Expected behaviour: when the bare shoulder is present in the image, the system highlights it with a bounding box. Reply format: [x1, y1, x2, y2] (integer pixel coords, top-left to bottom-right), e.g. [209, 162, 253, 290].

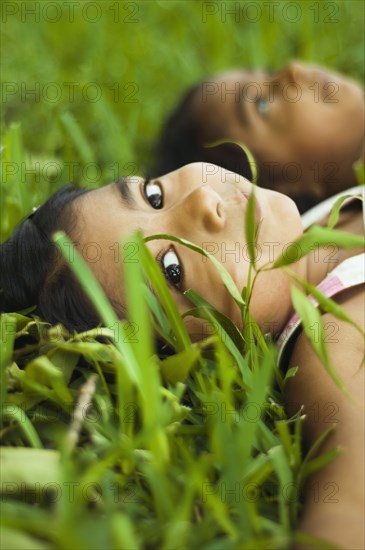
[287, 283, 364, 421]
[286, 284, 365, 549]
[287, 285, 365, 431]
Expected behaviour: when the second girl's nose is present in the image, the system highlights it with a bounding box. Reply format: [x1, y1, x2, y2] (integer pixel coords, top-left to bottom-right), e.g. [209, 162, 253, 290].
[174, 185, 226, 234]
[282, 61, 303, 82]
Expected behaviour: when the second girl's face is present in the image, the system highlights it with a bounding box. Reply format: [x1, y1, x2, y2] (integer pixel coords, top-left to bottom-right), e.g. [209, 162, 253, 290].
[77, 163, 304, 339]
[194, 62, 364, 199]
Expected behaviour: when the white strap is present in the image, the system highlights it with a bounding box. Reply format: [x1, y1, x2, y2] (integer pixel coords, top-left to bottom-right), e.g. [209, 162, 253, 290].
[301, 185, 365, 231]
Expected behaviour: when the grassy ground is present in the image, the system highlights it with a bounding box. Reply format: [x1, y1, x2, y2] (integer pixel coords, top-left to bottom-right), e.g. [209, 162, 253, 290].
[1, 1, 364, 549]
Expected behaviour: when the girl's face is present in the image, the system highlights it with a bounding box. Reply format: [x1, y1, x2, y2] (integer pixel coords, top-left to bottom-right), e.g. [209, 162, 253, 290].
[78, 163, 304, 339]
[194, 62, 364, 200]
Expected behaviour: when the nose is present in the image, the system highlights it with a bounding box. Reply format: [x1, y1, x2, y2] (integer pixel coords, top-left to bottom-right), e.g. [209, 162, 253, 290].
[275, 61, 303, 83]
[279, 61, 303, 82]
[174, 185, 226, 234]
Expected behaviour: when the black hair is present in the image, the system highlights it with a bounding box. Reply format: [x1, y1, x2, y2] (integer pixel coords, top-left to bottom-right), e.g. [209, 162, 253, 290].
[0, 185, 106, 333]
[149, 82, 253, 181]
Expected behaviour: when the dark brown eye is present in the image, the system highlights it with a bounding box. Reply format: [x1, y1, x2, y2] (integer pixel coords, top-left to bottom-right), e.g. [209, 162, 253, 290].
[162, 248, 181, 290]
[144, 180, 163, 209]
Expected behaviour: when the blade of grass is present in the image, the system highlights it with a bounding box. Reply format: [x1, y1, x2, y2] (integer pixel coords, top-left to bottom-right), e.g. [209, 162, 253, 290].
[0, 314, 16, 423]
[285, 268, 364, 338]
[204, 139, 258, 183]
[53, 231, 140, 385]
[138, 235, 191, 351]
[2, 405, 43, 448]
[59, 111, 95, 166]
[123, 234, 170, 463]
[272, 225, 365, 269]
[291, 286, 350, 398]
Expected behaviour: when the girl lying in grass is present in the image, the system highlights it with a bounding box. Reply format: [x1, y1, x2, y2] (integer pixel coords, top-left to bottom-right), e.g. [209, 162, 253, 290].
[151, 62, 364, 213]
[1, 162, 364, 549]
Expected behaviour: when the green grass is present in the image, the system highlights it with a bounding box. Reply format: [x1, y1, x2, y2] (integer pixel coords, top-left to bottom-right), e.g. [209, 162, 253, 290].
[1, 1, 364, 549]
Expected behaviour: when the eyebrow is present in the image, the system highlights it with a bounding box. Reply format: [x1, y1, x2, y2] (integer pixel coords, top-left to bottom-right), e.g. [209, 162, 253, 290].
[116, 176, 138, 209]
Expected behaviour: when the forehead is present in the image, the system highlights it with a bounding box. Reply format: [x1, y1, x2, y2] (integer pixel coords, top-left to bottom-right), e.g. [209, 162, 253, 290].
[197, 70, 246, 103]
[198, 68, 274, 104]
[195, 69, 268, 116]
[192, 71, 248, 136]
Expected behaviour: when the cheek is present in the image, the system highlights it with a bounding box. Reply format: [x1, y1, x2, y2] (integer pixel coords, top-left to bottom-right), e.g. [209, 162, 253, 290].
[193, 275, 244, 328]
[292, 94, 362, 149]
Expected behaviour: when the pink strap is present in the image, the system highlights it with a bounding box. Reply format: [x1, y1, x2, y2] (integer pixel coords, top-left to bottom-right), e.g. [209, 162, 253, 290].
[277, 253, 365, 367]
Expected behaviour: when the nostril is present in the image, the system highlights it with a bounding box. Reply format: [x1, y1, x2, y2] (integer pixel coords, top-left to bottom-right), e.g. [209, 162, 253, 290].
[216, 202, 223, 218]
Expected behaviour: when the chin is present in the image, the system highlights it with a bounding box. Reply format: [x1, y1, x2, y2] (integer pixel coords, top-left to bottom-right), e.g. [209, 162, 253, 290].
[262, 187, 302, 229]
[252, 188, 303, 275]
